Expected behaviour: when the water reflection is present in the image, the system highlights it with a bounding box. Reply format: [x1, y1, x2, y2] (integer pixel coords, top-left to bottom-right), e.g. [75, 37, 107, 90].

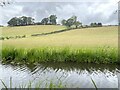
[0, 62, 119, 88]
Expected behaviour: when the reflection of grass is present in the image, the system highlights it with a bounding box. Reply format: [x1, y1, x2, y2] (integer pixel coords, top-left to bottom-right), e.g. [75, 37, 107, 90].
[2, 47, 118, 64]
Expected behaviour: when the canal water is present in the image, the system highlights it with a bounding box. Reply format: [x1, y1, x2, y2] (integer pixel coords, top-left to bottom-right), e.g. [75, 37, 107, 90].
[0, 62, 119, 88]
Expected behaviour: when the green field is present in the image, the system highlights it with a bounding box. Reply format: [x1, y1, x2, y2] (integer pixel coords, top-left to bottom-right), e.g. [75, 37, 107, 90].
[1, 25, 118, 48]
[0, 25, 66, 37]
[0, 25, 119, 64]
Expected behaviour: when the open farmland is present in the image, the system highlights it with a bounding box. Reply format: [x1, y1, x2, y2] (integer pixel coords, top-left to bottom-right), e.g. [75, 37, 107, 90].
[0, 25, 66, 37]
[1, 26, 118, 48]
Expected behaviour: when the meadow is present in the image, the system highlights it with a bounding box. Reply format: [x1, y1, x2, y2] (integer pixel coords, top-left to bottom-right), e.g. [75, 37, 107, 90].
[1, 25, 118, 48]
[0, 25, 66, 37]
[0, 25, 119, 64]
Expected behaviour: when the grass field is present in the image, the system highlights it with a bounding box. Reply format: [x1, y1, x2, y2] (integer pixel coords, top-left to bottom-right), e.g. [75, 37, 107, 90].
[0, 25, 66, 37]
[1, 25, 118, 48]
[1, 25, 119, 64]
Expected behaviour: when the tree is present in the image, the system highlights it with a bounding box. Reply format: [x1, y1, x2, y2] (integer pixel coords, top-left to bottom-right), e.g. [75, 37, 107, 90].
[20, 16, 28, 26]
[66, 18, 74, 27]
[7, 17, 18, 26]
[62, 15, 82, 28]
[94, 23, 97, 27]
[61, 19, 67, 26]
[7, 16, 35, 26]
[90, 23, 94, 27]
[17, 17, 22, 26]
[49, 15, 57, 25]
[74, 21, 82, 28]
[41, 18, 49, 25]
[90, 22, 102, 27]
[71, 16, 77, 24]
[27, 17, 34, 25]
[65, 16, 77, 27]
[90, 22, 97, 27]
[98, 23, 102, 27]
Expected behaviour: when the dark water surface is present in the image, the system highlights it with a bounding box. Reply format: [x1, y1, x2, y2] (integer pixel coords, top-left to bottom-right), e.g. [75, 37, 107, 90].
[0, 62, 119, 88]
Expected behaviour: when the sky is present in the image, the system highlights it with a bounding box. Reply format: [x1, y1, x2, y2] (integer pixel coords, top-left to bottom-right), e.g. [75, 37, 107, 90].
[0, 0, 119, 26]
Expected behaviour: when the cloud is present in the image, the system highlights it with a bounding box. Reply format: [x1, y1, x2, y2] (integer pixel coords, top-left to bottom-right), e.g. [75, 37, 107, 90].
[0, 0, 118, 25]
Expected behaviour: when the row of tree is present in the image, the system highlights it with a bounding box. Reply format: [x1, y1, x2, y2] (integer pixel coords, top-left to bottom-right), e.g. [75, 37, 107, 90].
[8, 15, 83, 29]
[7, 15, 102, 28]
[8, 15, 57, 26]
[8, 16, 35, 26]
[37, 15, 57, 25]
[90, 23, 102, 27]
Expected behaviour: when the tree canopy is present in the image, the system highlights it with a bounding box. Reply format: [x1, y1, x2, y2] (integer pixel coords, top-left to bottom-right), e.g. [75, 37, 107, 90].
[7, 15, 102, 28]
[90, 22, 102, 27]
[8, 16, 34, 26]
[61, 16, 82, 28]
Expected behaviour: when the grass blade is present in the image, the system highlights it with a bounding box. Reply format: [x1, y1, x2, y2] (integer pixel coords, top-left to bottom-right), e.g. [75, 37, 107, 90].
[10, 77, 12, 88]
[91, 78, 98, 90]
[0, 79, 8, 90]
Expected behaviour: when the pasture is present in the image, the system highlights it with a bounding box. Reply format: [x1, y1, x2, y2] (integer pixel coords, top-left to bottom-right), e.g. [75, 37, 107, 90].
[1, 25, 118, 48]
[0, 25, 66, 37]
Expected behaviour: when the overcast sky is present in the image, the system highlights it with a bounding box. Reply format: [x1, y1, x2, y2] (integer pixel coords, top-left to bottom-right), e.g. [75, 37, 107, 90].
[0, 0, 119, 25]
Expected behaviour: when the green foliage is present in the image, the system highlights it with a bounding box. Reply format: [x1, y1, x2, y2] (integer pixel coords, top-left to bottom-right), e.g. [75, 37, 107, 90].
[61, 15, 82, 28]
[66, 18, 75, 27]
[0, 35, 26, 40]
[8, 17, 18, 26]
[0, 76, 100, 89]
[90, 22, 102, 27]
[1, 77, 65, 88]
[7, 14, 57, 26]
[7, 16, 34, 26]
[49, 15, 57, 25]
[41, 18, 49, 25]
[61, 19, 67, 26]
[74, 21, 82, 28]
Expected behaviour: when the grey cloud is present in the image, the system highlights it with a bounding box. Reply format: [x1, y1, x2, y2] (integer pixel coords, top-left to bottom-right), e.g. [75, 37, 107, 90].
[0, 1, 118, 25]
[107, 11, 118, 24]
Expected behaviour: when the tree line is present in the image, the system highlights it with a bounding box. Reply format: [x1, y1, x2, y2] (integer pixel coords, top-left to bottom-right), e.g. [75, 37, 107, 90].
[7, 15, 102, 28]
[8, 16, 35, 26]
[7, 15, 57, 26]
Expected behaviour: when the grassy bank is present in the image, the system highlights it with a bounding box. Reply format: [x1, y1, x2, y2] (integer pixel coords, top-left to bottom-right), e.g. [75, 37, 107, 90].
[1, 47, 118, 64]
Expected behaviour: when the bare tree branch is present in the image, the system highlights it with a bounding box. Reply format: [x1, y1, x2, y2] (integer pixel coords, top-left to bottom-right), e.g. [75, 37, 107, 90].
[0, 0, 13, 7]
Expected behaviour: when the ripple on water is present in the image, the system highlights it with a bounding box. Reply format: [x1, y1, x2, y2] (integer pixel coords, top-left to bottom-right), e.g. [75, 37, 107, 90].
[0, 63, 119, 88]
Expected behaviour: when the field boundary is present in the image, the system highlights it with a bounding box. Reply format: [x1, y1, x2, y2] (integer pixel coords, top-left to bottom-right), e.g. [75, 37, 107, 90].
[31, 27, 79, 36]
[31, 26, 111, 37]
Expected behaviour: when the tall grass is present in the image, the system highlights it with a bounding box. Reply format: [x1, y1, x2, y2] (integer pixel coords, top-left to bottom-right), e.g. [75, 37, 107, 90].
[1, 77, 98, 89]
[1, 47, 118, 64]
[1, 77, 65, 89]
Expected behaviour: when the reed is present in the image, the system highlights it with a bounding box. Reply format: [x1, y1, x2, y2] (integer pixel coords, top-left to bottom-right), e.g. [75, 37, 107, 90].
[1, 77, 98, 89]
[1, 77, 65, 89]
[1, 47, 118, 64]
